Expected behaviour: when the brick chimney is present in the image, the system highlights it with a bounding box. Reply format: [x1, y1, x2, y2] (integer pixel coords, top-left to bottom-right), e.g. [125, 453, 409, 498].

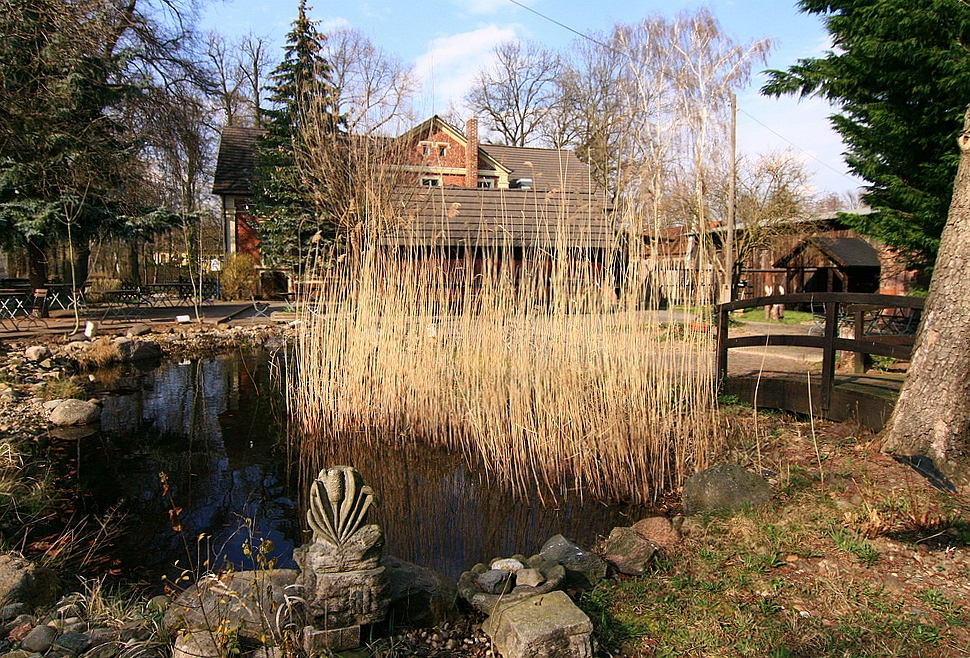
[465, 117, 478, 188]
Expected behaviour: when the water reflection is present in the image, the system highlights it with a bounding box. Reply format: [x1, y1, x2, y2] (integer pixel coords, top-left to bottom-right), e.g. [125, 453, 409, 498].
[73, 351, 297, 585]
[298, 436, 648, 579]
[66, 350, 649, 585]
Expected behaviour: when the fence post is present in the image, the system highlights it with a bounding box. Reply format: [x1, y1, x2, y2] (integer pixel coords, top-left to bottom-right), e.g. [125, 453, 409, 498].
[820, 300, 838, 410]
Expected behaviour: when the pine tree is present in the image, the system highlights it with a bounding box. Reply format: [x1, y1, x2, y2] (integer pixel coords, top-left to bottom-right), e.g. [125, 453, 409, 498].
[250, 0, 342, 271]
[761, 0, 970, 274]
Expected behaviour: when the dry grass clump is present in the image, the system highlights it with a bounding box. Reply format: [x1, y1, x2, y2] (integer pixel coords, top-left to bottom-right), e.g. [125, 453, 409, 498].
[289, 226, 721, 504]
[74, 337, 121, 370]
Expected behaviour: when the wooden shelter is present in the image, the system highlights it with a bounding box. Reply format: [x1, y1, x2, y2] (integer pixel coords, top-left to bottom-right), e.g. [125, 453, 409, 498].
[774, 236, 881, 294]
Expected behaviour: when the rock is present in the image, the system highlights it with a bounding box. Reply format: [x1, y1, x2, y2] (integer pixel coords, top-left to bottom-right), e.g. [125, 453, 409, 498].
[382, 555, 455, 626]
[482, 591, 593, 658]
[6, 622, 32, 642]
[682, 464, 772, 515]
[539, 535, 608, 590]
[478, 569, 514, 595]
[0, 554, 60, 608]
[163, 569, 300, 639]
[631, 516, 682, 553]
[48, 399, 101, 426]
[41, 400, 63, 412]
[24, 347, 51, 363]
[54, 630, 91, 655]
[600, 527, 657, 576]
[303, 625, 361, 653]
[458, 560, 566, 615]
[112, 339, 162, 363]
[0, 604, 28, 622]
[126, 324, 152, 338]
[171, 630, 220, 658]
[19, 624, 56, 653]
[491, 558, 525, 572]
[515, 568, 545, 588]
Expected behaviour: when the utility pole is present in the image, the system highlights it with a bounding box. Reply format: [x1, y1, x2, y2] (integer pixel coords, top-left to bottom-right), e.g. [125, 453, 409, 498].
[722, 92, 737, 304]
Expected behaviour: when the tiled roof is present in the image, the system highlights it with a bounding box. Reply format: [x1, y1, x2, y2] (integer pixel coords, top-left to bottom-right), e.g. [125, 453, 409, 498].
[212, 126, 263, 195]
[775, 236, 882, 269]
[480, 144, 596, 192]
[380, 186, 614, 249]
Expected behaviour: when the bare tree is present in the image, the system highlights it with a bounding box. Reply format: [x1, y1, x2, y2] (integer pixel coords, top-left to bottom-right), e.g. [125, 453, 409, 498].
[324, 28, 418, 135]
[666, 8, 770, 292]
[465, 40, 563, 147]
[206, 32, 272, 128]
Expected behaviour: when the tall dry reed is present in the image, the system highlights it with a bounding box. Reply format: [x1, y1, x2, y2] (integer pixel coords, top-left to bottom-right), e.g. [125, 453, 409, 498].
[288, 212, 720, 505]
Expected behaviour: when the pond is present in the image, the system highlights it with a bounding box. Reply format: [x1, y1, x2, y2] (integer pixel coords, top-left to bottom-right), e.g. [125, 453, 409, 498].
[57, 349, 651, 588]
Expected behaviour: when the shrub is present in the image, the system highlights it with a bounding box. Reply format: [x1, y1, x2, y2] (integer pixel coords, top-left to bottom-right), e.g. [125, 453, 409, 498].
[219, 254, 259, 301]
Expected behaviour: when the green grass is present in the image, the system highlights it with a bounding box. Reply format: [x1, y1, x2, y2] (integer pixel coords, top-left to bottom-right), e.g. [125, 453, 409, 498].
[579, 516, 950, 657]
[734, 307, 816, 325]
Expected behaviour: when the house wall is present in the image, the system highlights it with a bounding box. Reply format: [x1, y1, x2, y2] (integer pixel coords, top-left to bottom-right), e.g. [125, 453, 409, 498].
[402, 121, 496, 188]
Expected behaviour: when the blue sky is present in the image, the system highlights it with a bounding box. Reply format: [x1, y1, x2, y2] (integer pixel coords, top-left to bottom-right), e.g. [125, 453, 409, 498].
[200, 0, 863, 196]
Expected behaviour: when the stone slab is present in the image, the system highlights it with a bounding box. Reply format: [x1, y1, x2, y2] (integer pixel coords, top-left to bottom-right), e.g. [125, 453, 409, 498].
[482, 591, 592, 658]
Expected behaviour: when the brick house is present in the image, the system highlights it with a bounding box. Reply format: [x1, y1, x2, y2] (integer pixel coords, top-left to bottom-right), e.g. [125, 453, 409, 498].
[212, 116, 616, 294]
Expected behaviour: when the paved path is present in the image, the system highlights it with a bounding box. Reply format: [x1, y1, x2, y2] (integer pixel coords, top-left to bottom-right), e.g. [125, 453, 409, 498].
[0, 300, 293, 340]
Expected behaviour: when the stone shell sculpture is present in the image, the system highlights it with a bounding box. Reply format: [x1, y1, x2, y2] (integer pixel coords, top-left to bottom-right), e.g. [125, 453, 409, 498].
[307, 466, 377, 546]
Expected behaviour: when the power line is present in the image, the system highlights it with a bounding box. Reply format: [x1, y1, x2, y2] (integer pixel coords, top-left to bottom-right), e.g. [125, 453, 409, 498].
[738, 107, 860, 185]
[503, 0, 612, 50]
[505, 0, 860, 188]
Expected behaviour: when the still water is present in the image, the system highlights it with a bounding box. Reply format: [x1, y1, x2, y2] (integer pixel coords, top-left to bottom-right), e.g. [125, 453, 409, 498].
[61, 350, 648, 587]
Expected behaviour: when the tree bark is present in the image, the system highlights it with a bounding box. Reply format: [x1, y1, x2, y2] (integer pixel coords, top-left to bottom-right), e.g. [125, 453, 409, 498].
[883, 105, 970, 487]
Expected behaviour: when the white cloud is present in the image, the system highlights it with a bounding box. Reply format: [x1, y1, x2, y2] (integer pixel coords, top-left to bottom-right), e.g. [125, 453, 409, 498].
[413, 25, 518, 115]
[320, 16, 351, 32]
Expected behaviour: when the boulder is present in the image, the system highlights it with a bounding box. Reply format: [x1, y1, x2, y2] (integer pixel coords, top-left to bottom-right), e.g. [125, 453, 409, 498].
[0, 554, 60, 607]
[538, 535, 608, 590]
[24, 346, 52, 363]
[600, 527, 657, 576]
[49, 399, 101, 426]
[382, 555, 455, 626]
[171, 630, 221, 658]
[163, 569, 301, 639]
[112, 338, 163, 363]
[631, 516, 682, 553]
[682, 464, 771, 515]
[482, 591, 592, 658]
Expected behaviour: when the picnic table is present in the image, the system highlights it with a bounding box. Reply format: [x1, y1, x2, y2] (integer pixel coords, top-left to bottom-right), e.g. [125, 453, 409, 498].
[98, 289, 150, 322]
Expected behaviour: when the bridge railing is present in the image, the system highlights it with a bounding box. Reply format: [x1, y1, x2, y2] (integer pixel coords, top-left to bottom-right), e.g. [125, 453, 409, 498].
[715, 292, 925, 410]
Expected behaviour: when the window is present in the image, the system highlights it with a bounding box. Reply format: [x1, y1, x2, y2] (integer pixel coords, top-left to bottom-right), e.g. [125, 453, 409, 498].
[421, 177, 441, 187]
[421, 144, 430, 156]
[438, 145, 448, 157]
[477, 178, 493, 188]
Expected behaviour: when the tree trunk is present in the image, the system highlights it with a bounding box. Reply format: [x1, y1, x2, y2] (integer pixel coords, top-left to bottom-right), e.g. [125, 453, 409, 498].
[26, 239, 47, 291]
[883, 105, 970, 488]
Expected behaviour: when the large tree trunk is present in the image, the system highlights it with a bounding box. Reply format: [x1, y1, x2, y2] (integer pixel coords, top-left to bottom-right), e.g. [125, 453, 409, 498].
[883, 105, 970, 488]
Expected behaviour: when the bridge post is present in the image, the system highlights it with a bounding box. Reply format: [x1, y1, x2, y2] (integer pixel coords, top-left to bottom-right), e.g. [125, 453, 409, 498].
[820, 300, 838, 410]
[716, 303, 729, 389]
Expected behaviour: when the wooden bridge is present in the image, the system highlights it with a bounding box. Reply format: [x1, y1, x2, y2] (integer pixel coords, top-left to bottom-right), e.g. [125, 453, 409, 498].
[715, 293, 925, 431]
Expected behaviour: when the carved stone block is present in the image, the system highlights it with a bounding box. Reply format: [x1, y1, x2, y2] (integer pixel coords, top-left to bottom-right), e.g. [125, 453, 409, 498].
[300, 567, 390, 628]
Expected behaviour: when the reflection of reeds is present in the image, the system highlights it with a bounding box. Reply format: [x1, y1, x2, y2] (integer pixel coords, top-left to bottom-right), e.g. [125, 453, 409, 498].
[294, 430, 651, 579]
[289, 216, 719, 505]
